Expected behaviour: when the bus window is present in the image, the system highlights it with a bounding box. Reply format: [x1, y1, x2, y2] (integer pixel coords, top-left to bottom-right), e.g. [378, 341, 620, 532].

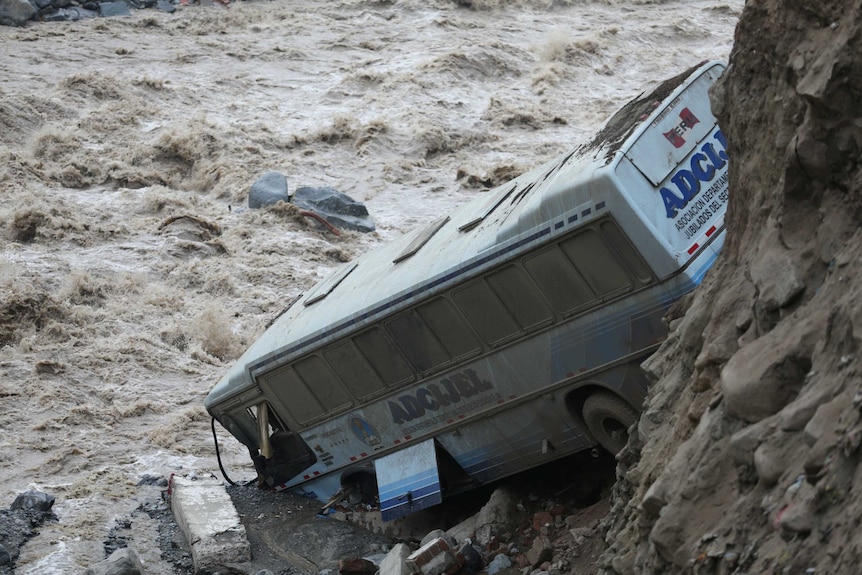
[485, 266, 553, 330]
[523, 245, 598, 314]
[324, 341, 388, 400]
[265, 364, 325, 425]
[293, 355, 352, 413]
[453, 265, 552, 345]
[386, 297, 482, 373]
[415, 298, 480, 360]
[386, 310, 452, 373]
[599, 220, 654, 286]
[353, 327, 415, 387]
[453, 279, 520, 344]
[559, 229, 631, 298]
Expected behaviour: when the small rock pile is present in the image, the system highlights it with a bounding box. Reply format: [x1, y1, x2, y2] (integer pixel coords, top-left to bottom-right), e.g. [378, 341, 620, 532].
[336, 486, 609, 575]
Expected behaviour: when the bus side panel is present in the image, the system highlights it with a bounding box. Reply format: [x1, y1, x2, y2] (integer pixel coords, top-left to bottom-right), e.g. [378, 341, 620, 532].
[434, 419, 531, 485]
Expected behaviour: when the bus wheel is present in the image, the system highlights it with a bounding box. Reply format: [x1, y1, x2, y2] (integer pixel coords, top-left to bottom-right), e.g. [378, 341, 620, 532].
[582, 392, 638, 454]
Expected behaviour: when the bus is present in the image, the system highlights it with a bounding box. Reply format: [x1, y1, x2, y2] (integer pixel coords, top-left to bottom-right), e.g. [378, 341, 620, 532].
[205, 61, 729, 521]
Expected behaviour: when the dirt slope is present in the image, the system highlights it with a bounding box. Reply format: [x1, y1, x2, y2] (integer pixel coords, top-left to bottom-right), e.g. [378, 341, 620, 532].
[598, 1, 862, 573]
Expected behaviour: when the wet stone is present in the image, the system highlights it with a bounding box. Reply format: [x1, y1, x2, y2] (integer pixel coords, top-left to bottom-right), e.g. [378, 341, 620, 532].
[81, 547, 145, 575]
[11, 490, 55, 513]
[0, 0, 36, 26]
[293, 186, 375, 233]
[42, 6, 97, 20]
[248, 171, 289, 209]
[99, 1, 131, 16]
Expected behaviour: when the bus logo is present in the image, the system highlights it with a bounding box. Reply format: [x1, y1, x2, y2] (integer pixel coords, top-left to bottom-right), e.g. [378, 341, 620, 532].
[388, 369, 494, 425]
[349, 417, 382, 448]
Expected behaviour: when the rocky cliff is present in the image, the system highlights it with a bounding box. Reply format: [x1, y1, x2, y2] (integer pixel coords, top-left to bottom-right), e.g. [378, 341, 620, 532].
[599, 1, 862, 573]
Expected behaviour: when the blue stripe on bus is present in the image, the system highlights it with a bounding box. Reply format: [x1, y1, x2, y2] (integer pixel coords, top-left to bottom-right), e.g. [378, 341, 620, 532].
[379, 482, 441, 510]
[381, 487, 442, 521]
[377, 467, 440, 501]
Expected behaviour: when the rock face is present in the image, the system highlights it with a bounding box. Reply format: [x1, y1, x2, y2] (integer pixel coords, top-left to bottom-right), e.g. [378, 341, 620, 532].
[598, 1, 862, 573]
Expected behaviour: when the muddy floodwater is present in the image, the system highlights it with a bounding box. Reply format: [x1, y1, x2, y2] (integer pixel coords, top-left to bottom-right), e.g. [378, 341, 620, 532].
[0, 0, 740, 572]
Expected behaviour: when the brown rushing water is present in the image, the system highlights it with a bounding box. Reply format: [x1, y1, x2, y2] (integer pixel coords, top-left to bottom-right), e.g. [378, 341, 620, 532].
[0, 0, 740, 571]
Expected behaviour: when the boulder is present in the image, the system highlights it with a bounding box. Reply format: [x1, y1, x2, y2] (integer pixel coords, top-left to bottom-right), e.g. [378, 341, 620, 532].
[11, 490, 54, 512]
[293, 186, 375, 232]
[248, 171, 289, 209]
[42, 6, 97, 20]
[82, 548, 144, 575]
[720, 324, 813, 423]
[98, 1, 131, 16]
[473, 487, 518, 547]
[0, 0, 36, 26]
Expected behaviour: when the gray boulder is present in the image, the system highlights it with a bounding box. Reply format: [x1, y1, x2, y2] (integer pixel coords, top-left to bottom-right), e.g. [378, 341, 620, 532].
[98, 1, 131, 16]
[293, 186, 375, 233]
[43, 6, 97, 20]
[82, 548, 144, 575]
[11, 490, 54, 512]
[248, 171, 289, 209]
[0, 0, 36, 26]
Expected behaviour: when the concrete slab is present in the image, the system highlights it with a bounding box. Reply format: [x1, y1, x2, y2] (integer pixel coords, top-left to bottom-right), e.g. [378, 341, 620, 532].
[170, 474, 251, 573]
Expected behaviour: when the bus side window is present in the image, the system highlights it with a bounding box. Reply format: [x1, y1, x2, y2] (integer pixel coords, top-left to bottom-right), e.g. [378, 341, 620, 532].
[415, 297, 480, 360]
[265, 364, 326, 425]
[559, 229, 631, 298]
[352, 327, 415, 387]
[453, 279, 519, 344]
[323, 341, 389, 400]
[599, 220, 654, 285]
[523, 245, 598, 315]
[293, 355, 352, 414]
[386, 297, 482, 374]
[386, 310, 452, 373]
[486, 266, 553, 329]
[453, 265, 552, 345]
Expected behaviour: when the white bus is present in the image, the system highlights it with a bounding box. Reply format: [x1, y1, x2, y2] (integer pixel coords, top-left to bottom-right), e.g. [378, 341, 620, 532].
[205, 61, 729, 521]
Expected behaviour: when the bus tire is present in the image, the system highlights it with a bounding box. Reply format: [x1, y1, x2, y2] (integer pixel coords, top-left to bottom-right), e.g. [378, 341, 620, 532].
[582, 392, 638, 454]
